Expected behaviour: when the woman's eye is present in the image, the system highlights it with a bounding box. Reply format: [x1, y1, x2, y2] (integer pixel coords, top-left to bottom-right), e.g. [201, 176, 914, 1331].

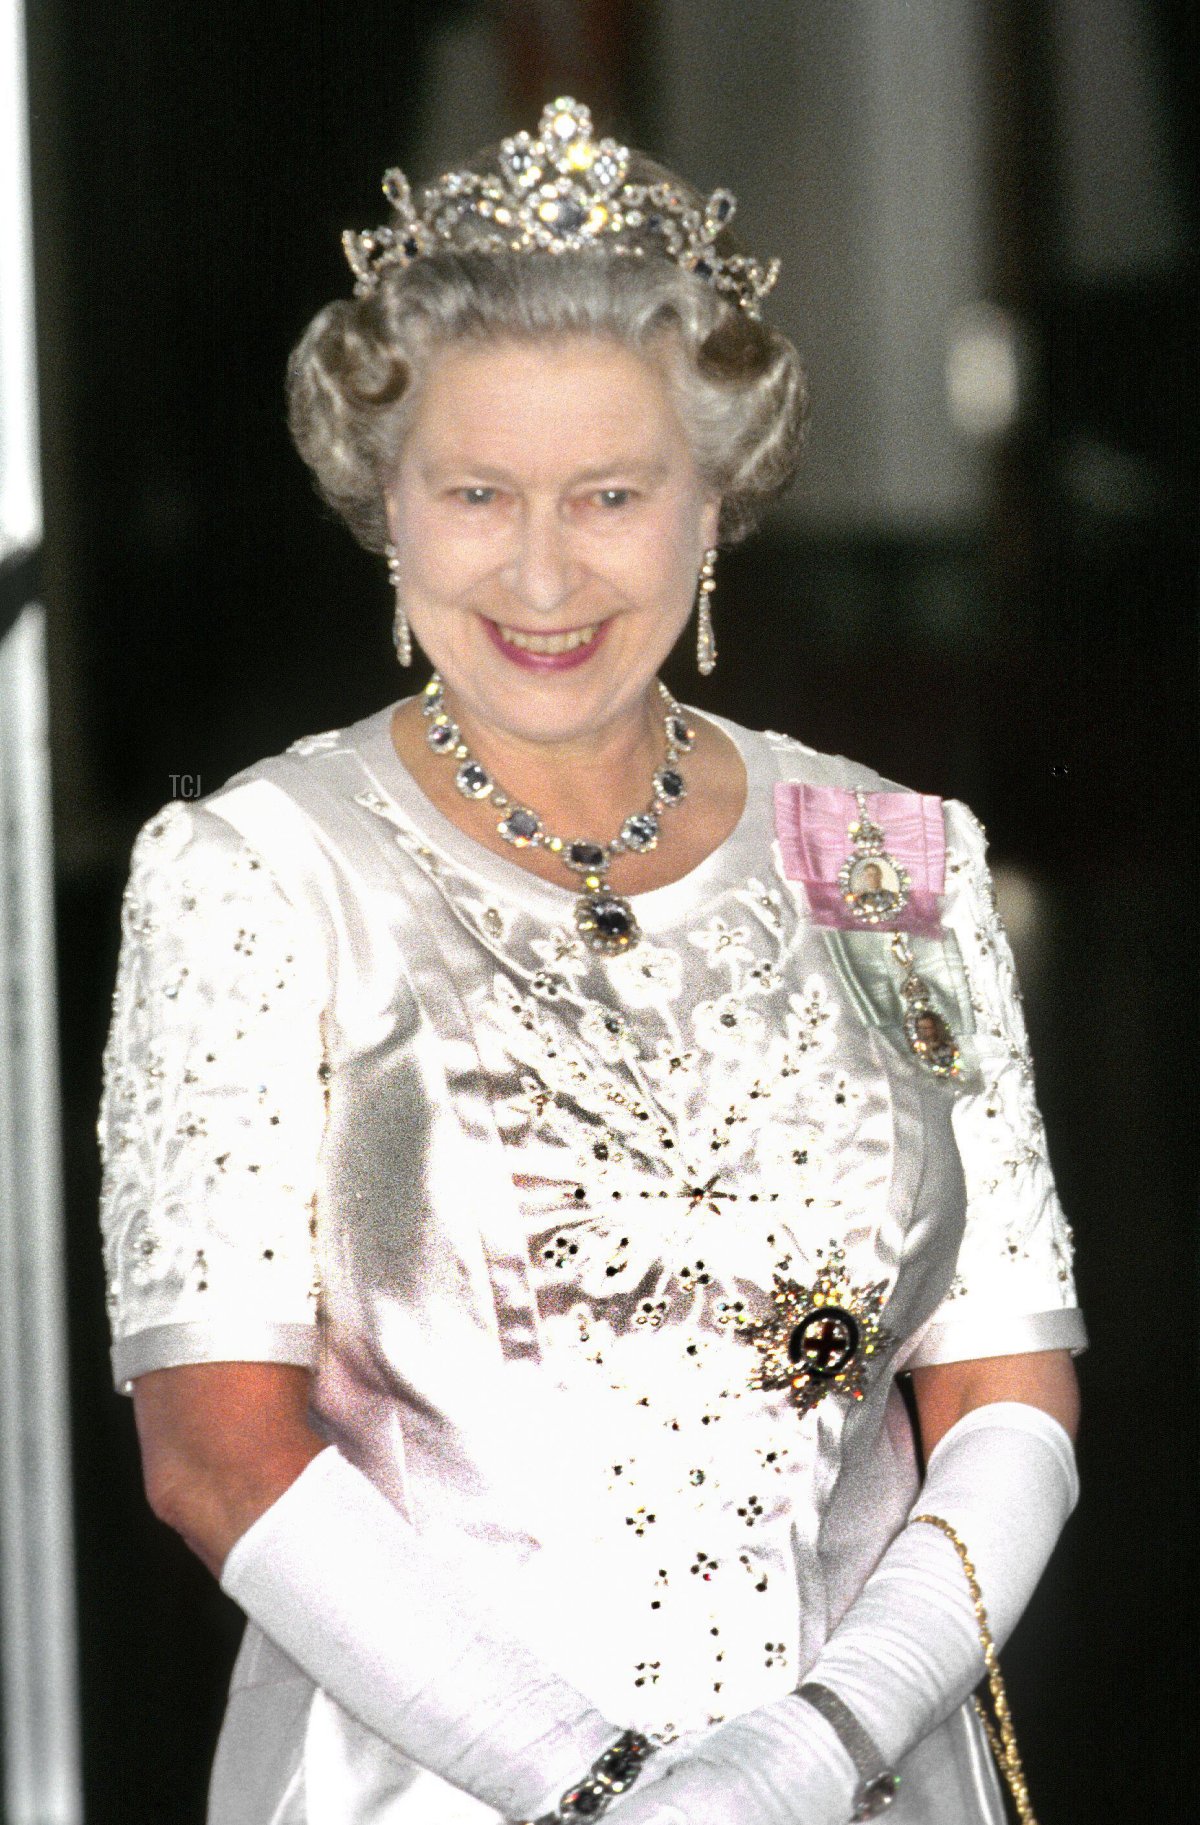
[596, 488, 632, 509]
[458, 486, 497, 506]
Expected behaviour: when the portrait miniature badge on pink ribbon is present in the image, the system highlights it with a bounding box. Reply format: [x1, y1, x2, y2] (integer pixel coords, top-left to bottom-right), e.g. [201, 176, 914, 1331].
[773, 784, 946, 935]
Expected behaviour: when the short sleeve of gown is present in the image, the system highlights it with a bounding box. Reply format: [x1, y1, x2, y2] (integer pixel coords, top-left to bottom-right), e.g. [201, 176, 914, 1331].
[903, 799, 1087, 1368]
[99, 799, 327, 1393]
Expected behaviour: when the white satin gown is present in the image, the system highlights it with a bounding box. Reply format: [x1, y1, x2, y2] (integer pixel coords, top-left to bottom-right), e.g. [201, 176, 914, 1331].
[98, 703, 1085, 1823]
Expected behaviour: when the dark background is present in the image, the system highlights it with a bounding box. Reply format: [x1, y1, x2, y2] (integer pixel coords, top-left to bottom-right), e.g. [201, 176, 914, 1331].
[22, 0, 1196, 1820]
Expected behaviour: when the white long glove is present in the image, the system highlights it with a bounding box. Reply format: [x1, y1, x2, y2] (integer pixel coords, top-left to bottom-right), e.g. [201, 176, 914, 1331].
[220, 1447, 627, 1820]
[609, 1402, 1079, 1825]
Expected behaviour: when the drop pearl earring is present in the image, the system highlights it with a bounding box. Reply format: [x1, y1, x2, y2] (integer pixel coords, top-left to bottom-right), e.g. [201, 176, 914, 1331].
[386, 542, 413, 668]
[696, 548, 718, 676]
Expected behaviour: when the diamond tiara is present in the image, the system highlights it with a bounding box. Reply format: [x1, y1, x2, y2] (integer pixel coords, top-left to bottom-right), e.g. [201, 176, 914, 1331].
[342, 96, 781, 319]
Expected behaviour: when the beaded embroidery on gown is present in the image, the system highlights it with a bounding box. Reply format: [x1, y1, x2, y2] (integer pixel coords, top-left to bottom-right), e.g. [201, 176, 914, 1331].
[99, 703, 1084, 1825]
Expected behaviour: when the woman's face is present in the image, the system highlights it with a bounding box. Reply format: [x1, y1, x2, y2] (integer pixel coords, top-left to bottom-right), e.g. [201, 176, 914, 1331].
[384, 334, 720, 750]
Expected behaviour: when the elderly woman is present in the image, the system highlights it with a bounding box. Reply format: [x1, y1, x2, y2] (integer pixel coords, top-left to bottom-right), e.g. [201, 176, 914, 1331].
[100, 100, 1084, 1825]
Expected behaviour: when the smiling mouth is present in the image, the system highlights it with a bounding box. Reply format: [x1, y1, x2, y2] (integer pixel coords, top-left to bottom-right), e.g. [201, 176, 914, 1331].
[493, 621, 600, 655]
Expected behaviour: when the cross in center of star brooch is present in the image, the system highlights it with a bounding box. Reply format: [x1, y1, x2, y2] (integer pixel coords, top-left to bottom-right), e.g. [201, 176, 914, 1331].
[735, 1251, 894, 1418]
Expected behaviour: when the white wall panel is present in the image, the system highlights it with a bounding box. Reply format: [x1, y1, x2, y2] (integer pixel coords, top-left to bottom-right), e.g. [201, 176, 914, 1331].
[0, 0, 83, 1816]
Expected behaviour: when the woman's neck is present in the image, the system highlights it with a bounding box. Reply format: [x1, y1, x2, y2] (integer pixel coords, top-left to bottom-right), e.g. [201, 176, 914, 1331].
[387, 689, 748, 898]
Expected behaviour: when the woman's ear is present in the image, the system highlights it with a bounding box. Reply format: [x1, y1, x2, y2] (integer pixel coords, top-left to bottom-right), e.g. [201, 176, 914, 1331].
[701, 497, 721, 552]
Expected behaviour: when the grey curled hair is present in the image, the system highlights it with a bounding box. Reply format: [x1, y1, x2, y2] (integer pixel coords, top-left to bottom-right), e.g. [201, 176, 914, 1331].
[287, 153, 809, 553]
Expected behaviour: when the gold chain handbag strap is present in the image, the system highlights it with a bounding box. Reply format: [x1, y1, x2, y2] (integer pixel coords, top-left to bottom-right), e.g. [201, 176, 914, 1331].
[911, 1514, 1039, 1825]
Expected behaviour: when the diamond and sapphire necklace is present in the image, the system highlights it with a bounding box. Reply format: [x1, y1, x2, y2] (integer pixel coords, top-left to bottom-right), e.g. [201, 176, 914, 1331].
[421, 673, 694, 955]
